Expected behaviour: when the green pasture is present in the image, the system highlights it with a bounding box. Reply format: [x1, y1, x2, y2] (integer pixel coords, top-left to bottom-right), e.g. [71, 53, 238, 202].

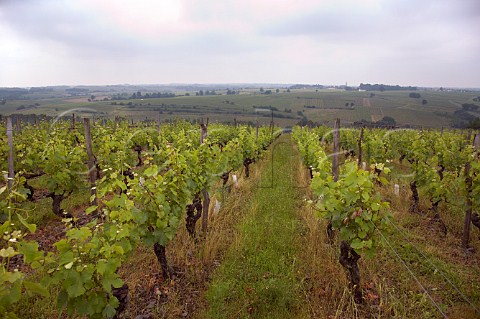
[1, 87, 479, 128]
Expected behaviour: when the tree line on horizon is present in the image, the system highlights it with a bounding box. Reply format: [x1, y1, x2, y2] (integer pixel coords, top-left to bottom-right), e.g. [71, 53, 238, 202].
[359, 83, 418, 91]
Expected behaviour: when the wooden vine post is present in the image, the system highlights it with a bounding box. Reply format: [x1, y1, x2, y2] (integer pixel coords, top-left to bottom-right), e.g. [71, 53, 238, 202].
[270, 110, 274, 134]
[200, 118, 208, 144]
[357, 126, 364, 169]
[15, 116, 21, 132]
[71, 113, 75, 130]
[83, 118, 98, 215]
[200, 118, 210, 233]
[462, 133, 480, 249]
[332, 118, 340, 181]
[6, 117, 14, 191]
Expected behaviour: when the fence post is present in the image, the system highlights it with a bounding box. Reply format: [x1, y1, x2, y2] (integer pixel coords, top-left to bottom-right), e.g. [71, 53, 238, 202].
[332, 118, 340, 181]
[6, 117, 14, 191]
[200, 118, 209, 233]
[83, 118, 98, 214]
[358, 126, 364, 169]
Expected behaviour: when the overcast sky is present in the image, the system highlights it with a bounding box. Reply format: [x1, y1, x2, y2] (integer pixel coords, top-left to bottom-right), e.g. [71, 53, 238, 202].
[0, 0, 479, 88]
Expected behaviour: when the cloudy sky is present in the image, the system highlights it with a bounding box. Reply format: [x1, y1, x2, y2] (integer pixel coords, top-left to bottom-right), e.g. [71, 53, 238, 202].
[0, 0, 479, 88]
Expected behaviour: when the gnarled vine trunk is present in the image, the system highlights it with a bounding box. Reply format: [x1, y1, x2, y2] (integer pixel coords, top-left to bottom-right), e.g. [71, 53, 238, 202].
[472, 213, 480, 230]
[112, 283, 129, 319]
[326, 220, 334, 244]
[48, 193, 73, 219]
[373, 167, 382, 185]
[437, 165, 445, 181]
[430, 200, 447, 236]
[221, 171, 230, 186]
[339, 241, 362, 304]
[120, 169, 134, 195]
[153, 243, 172, 279]
[243, 158, 254, 178]
[25, 181, 34, 201]
[134, 145, 143, 167]
[185, 192, 203, 238]
[410, 181, 420, 214]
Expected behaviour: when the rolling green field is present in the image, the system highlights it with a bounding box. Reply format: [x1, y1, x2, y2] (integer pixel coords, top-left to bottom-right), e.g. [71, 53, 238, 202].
[1, 86, 479, 128]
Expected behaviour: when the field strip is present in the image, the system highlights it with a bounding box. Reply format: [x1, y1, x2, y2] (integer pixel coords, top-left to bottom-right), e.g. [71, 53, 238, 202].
[204, 135, 309, 319]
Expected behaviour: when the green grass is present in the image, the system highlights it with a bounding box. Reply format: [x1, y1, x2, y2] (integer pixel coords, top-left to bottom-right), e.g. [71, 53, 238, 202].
[205, 135, 308, 318]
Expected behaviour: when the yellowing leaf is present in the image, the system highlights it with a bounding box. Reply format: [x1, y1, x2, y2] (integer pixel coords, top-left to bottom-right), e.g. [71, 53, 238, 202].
[0, 247, 17, 258]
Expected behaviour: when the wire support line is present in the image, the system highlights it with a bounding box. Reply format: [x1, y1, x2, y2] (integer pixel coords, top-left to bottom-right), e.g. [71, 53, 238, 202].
[387, 219, 480, 315]
[374, 224, 449, 319]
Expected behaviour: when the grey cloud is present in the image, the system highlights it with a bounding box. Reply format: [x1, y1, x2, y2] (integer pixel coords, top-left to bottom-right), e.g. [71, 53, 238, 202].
[260, 0, 479, 43]
[0, 0, 479, 87]
[0, 0, 264, 61]
[0, 0, 146, 57]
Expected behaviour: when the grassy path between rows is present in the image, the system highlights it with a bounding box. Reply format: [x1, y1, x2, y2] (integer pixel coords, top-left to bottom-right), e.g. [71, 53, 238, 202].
[200, 134, 480, 319]
[204, 135, 309, 318]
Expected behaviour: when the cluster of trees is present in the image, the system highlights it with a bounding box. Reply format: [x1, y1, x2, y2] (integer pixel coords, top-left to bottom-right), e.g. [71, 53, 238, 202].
[452, 103, 480, 128]
[467, 118, 480, 129]
[195, 90, 217, 96]
[289, 84, 323, 90]
[259, 88, 272, 94]
[353, 116, 397, 128]
[0, 88, 29, 99]
[408, 93, 428, 105]
[253, 105, 278, 111]
[16, 103, 39, 110]
[461, 103, 479, 111]
[66, 88, 89, 96]
[264, 112, 294, 119]
[132, 91, 175, 99]
[29, 87, 54, 93]
[259, 88, 281, 94]
[296, 115, 319, 127]
[359, 83, 417, 91]
[110, 92, 175, 100]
